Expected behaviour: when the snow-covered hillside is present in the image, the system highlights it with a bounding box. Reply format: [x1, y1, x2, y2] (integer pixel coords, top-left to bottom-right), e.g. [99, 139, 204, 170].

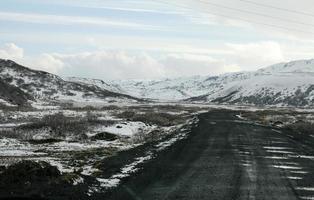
[70, 59, 314, 107]
[203, 59, 314, 106]
[2, 58, 314, 107]
[0, 59, 139, 107]
[66, 77, 124, 94]
[259, 59, 314, 73]
[109, 76, 214, 101]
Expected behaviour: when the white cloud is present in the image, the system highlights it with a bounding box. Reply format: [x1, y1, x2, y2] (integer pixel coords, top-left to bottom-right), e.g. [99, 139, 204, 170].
[225, 41, 284, 70]
[160, 53, 226, 76]
[53, 51, 166, 79]
[176, 0, 314, 40]
[52, 51, 233, 79]
[223, 64, 242, 72]
[2, 1, 314, 81]
[28, 54, 64, 74]
[0, 11, 161, 30]
[39, 0, 171, 12]
[0, 43, 64, 74]
[0, 43, 24, 60]
[0, 41, 287, 80]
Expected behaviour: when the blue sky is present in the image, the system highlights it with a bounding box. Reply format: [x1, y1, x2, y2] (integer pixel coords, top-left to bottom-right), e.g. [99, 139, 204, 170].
[1, 0, 314, 79]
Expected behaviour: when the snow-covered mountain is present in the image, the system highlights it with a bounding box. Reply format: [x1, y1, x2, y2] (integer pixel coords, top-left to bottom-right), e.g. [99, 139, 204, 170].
[66, 77, 124, 94]
[0, 59, 139, 107]
[69, 59, 314, 107]
[2, 58, 314, 107]
[198, 60, 314, 106]
[68, 75, 219, 101]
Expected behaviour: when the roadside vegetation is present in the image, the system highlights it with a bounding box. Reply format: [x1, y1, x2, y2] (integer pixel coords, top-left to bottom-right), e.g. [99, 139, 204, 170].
[117, 110, 185, 126]
[242, 109, 314, 139]
[0, 103, 205, 198]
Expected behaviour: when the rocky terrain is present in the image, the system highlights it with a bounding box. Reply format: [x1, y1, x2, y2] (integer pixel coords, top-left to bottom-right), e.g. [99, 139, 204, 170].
[0, 59, 139, 108]
[0, 102, 202, 199]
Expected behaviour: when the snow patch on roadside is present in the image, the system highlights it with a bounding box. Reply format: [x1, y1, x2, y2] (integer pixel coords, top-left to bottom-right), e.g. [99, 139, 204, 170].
[98, 153, 153, 188]
[81, 165, 100, 176]
[263, 146, 290, 150]
[296, 187, 314, 191]
[0, 98, 17, 107]
[73, 176, 84, 185]
[288, 176, 302, 180]
[103, 122, 156, 137]
[272, 165, 302, 170]
[300, 196, 314, 200]
[235, 114, 246, 120]
[266, 150, 294, 154]
[0, 122, 30, 128]
[87, 117, 198, 194]
[0, 138, 45, 159]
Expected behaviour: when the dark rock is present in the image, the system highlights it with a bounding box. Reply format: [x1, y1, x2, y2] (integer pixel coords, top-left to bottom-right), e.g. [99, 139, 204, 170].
[28, 138, 63, 144]
[91, 132, 119, 141]
[0, 160, 61, 186]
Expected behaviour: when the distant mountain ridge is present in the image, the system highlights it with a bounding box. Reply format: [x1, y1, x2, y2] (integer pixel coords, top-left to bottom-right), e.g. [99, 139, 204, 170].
[68, 59, 314, 107]
[0, 59, 139, 107]
[258, 59, 314, 73]
[1, 58, 314, 107]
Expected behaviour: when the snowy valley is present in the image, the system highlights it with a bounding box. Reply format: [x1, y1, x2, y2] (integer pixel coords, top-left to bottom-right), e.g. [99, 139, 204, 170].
[69, 59, 314, 107]
[1, 58, 314, 108]
[1, 58, 314, 199]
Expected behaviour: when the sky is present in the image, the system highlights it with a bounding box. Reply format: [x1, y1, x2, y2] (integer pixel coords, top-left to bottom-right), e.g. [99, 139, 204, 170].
[1, 0, 314, 80]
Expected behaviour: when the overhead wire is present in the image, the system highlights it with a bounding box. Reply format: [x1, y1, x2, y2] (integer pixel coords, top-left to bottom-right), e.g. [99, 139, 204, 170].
[238, 0, 314, 18]
[196, 0, 314, 28]
[151, 0, 314, 35]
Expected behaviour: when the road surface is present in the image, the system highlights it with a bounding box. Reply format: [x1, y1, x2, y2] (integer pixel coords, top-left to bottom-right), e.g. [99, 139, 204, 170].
[105, 110, 314, 200]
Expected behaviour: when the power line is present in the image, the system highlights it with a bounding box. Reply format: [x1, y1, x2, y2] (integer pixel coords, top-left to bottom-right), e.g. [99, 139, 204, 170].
[196, 0, 314, 28]
[238, 0, 314, 18]
[152, 0, 314, 35]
